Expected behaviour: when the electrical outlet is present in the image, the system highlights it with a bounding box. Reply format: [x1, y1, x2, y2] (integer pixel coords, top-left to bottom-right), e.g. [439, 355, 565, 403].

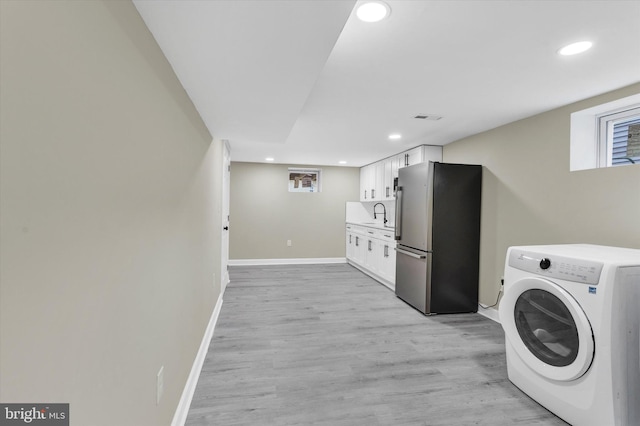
[156, 366, 164, 405]
[287, 240, 292, 247]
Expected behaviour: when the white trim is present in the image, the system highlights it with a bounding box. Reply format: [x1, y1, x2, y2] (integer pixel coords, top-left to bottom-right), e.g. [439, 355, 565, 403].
[171, 293, 223, 426]
[347, 260, 395, 292]
[570, 93, 640, 171]
[221, 140, 231, 294]
[477, 306, 500, 323]
[229, 257, 346, 266]
[597, 106, 640, 167]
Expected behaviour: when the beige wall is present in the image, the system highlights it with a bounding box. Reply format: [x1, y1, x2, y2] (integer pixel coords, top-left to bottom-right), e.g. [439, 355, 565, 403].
[0, 1, 222, 425]
[230, 162, 360, 260]
[444, 83, 640, 307]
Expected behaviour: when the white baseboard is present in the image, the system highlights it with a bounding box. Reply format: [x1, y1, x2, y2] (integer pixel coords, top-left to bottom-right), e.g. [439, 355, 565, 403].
[171, 293, 223, 426]
[229, 257, 347, 266]
[477, 305, 500, 323]
[347, 260, 395, 292]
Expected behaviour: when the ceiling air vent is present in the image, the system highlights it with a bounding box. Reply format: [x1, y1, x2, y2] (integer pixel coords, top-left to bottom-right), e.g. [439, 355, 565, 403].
[414, 114, 442, 120]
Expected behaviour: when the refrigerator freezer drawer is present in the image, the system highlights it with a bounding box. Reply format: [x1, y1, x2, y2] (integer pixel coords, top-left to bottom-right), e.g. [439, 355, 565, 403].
[395, 246, 431, 314]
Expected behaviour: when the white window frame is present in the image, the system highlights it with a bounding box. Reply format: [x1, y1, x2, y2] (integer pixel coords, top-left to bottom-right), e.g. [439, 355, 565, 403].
[570, 93, 640, 171]
[597, 106, 640, 167]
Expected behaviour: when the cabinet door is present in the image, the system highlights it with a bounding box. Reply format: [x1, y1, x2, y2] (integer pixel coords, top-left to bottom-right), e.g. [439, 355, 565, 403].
[359, 167, 368, 201]
[391, 154, 401, 179]
[405, 146, 424, 167]
[372, 161, 384, 200]
[364, 235, 381, 275]
[346, 229, 354, 260]
[391, 155, 405, 201]
[359, 164, 377, 201]
[383, 158, 394, 200]
[423, 145, 443, 163]
[397, 147, 421, 169]
[360, 166, 369, 201]
[353, 234, 366, 265]
[397, 152, 408, 169]
[379, 242, 396, 287]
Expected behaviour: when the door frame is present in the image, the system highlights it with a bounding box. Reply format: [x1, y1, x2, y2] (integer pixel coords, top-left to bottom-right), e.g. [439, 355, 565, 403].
[221, 140, 231, 293]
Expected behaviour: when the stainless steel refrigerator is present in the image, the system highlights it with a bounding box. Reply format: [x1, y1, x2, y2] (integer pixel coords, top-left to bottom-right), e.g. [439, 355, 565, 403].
[394, 162, 482, 314]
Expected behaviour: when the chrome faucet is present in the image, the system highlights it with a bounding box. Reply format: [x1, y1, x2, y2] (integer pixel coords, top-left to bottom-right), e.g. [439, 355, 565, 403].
[373, 203, 387, 226]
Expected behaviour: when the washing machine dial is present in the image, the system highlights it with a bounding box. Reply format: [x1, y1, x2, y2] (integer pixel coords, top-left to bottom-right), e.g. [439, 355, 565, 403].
[540, 258, 551, 270]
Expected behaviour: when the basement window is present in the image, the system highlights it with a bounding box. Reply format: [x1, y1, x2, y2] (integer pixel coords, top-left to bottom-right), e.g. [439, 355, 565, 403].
[288, 168, 322, 193]
[570, 94, 640, 171]
[597, 108, 640, 167]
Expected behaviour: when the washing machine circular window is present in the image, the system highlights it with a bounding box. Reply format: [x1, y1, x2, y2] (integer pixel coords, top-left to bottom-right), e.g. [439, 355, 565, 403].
[500, 277, 594, 382]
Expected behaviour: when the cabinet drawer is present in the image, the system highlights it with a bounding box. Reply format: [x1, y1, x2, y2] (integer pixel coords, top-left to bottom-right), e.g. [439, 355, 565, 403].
[377, 229, 395, 242]
[365, 227, 395, 242]
[347, 224, 395, 241]
[351, 226, 368, 236]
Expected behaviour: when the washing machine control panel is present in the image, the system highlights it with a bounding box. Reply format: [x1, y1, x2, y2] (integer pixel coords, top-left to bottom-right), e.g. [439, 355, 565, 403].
[509, 250, 603, 284]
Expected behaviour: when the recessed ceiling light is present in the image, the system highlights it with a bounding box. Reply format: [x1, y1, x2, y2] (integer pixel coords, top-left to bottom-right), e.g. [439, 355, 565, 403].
[388, 133, 402, 140]
[265, 157, 274, 162]
[339, 160, 347, 165]
[356, 1, 391, 23]
[558, 41, 593, 56]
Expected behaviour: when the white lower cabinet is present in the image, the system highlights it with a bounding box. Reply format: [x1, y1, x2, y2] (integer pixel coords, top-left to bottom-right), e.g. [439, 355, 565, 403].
[353, 233, 366, 265]
[346, 229, 354, 260]
[346, 225, 365, 265]
[379, 239, 396, 284]
[346, 224, 396, 290]
[364, 230, 381, 276]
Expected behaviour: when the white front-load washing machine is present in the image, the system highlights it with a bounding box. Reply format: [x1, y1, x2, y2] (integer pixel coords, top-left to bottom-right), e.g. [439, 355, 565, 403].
[499, 244, 640, 426]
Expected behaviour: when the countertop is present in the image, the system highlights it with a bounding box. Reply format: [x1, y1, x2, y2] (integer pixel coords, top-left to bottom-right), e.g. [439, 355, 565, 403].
[346, 221, 395, 231]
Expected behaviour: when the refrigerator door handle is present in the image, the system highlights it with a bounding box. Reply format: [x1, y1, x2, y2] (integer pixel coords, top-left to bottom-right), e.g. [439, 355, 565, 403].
[395, 186, 403, 240]
[395, 247, 427, 259]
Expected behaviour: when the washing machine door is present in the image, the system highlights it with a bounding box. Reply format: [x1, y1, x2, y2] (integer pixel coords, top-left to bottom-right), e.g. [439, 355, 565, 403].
[500, 277, 594, 382]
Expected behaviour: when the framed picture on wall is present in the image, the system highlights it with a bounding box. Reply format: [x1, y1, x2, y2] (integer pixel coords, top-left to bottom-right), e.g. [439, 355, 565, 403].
[288, 168, 321, 193]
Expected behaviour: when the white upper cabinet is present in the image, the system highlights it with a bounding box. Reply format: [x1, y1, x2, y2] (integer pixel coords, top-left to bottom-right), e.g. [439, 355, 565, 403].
[360, 145, 442, 202]
[423, 145, 443, 164]
[360, 161, 388, 201]
[382, 158, 394, 199]
[390, 154, 400, 180]
[359, 164, 376, 201]
[397, 146, 422, 168]
[397, 145, 443, 169]
[359, 166, 367, 201]
[373, 161, 385, 201]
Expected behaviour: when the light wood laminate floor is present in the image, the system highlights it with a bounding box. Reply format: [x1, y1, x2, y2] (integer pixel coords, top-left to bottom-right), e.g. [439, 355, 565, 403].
[185, 264, 566, 426]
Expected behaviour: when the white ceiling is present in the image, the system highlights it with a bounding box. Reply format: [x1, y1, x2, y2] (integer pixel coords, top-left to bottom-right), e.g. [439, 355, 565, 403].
[133, 0, 640, 167]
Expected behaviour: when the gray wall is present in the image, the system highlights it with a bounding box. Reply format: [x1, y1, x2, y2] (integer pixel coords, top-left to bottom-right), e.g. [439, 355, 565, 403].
[0, 1, 222, 425]
[443, 83, 640, 307]
[230, 162, 360, 260]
